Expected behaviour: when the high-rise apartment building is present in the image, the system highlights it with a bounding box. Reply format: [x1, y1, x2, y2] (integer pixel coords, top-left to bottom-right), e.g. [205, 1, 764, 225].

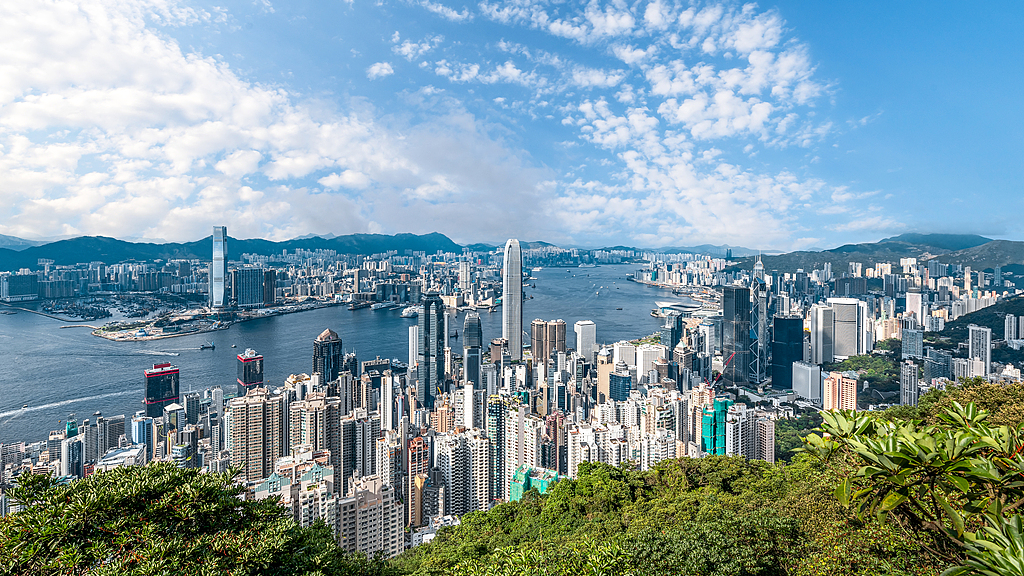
[721, 285, 751, 387]
[236, 348, 264, 398]
[573, 320, 597, 362]
[313, 328, 344, 383]
[900, 361, 919, 406]
[502, 239, 523, 361]
[968, 324, 992, 377]
[436, 429, 490, 516]
[1007, 314, 1018, 341]
[530, 318, 566, 369]
[418, 293, 445, 410]
[144, 363, 180, 418]
[227, 388, 286, 482]
[822, 372, 857, 411]
[210, 226, 227, 308]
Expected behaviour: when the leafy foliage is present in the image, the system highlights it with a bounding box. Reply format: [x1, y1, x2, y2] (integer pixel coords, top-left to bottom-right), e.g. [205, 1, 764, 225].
[775, 412, 823, 462]
[0, 463, 394, 576]
[804, 401, 1024, 576]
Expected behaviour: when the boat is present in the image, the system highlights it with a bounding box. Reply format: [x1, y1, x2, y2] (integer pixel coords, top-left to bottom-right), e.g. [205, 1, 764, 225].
[231, 344, 237, 348]
[348, 301, 371, 310]
[371, 302, 390, 311]
[616, 307, 623, 310]
[400, 306, 419, 318]
[532, 267, 543, 272]
[200, 342, 215, 350]
[579, 263, 596, 268]
[23, 404, 27, 409]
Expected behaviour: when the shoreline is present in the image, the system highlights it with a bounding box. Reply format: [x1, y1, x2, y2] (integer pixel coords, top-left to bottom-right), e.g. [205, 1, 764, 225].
[90, 300, 343, 342]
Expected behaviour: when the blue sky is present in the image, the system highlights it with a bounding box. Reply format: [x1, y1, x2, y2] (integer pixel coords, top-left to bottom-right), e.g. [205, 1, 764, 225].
[0, 0, 1020, 250]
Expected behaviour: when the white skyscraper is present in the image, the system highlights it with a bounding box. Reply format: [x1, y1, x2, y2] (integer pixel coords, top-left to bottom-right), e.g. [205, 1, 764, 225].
[210, 226, 227, 308]
[408, 325, 418, 369]
[968, 324, 992, 377]
[1006, 314, 1018, 341]
[574, 320, 597, 362]
[503, 239, 523, 361]
[809, 304, 834, 365]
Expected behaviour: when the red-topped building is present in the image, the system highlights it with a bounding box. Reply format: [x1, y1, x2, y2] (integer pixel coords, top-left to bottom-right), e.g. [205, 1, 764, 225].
[144, 363, 179, 417]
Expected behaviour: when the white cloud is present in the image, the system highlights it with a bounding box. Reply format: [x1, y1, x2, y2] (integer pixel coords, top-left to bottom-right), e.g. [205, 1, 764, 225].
[366, 62, 395, 79]
[417, 0, 472, 22]
[392, 34, 444, 61]
[571, 66, 626, 88]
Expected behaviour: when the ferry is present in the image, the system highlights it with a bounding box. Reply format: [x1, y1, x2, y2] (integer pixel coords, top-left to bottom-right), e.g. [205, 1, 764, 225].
[400, 306, 420, 318]
[371, 302, 391, 311]
[579, 263, 596, 268]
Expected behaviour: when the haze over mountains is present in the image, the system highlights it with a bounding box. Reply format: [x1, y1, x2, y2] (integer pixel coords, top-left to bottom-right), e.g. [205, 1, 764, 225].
[1, 232, 1023, 272]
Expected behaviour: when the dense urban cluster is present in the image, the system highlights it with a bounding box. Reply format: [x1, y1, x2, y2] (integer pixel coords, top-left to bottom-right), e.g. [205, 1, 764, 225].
[2, 229, 1023, 566]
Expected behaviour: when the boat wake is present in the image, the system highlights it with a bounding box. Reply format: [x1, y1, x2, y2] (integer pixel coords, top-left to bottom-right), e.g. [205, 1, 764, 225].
[0, 389, 141, 420]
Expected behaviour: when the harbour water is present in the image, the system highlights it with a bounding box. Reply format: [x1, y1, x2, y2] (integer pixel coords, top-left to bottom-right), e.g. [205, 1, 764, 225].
[0, 265, 672, 443]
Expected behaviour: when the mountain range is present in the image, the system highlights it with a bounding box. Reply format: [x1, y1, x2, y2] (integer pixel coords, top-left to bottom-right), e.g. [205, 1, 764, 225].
[1, 232, 1022, 272]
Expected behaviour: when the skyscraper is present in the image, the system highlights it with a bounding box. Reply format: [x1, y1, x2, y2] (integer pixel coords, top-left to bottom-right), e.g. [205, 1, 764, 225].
[573, 320, 596, 362]
[530, 318, 566, 369]
[313, 328, 344, 382]
[1006, 314, 1018, 341]
[210, 226, 227, 308]
[464, 313, 483, 389]
[418, 293, 445, 409]
[900, 361, 919, 406]
[968, 324, 992, 377]
[236, 348, 264, 398]
[144, 363, 180, 418]
[502, 239, 523, 361]
[809, 304, 834, 364]
[771, 315, 803, 390]
[227, 387, 286, 482]
[721, 285, 751, 387]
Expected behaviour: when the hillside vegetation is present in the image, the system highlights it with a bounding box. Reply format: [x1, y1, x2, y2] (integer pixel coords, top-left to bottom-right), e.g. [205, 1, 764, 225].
[3, 379, 1022, 576]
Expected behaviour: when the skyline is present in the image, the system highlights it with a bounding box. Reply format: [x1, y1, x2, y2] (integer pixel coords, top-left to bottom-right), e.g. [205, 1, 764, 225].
[0, 0, 1021, 250]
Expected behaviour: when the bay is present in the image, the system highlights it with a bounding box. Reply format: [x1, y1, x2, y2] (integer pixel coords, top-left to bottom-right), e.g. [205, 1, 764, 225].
[0, 264, 670, 443]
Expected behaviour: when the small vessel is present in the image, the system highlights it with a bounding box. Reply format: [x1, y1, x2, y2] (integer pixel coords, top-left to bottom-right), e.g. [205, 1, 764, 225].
[579, 263, 596, 268]
[200, 341, 215, 350]
[348, 301, 371, 310]
[231, 344, 237, 348]
[532, 267, 543, 272]
[23, 404, 28, 409]
[616, 307, 623, 310]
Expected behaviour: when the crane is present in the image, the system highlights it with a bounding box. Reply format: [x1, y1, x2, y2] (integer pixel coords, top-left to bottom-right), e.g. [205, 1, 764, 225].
[710, 352, 736, 388]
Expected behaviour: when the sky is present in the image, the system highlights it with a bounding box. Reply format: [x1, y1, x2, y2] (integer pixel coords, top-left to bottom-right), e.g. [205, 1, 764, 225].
[0, 0, 1020, 251]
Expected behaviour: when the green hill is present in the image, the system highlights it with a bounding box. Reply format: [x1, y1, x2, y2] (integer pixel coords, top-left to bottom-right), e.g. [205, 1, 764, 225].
[0, 232, 462, 270]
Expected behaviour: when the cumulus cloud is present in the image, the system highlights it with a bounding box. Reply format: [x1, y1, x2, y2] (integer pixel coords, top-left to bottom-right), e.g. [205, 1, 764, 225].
[366, 62, 395, 79]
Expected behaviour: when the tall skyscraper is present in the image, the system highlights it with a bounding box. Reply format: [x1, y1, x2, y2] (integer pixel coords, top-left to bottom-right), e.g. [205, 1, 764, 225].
[464, 313, 483, 390]
[530, 318, 566, 369]
[1006, 314, 1018, 341]
[771, 315, 803, 390]
[721, 285, 751, 387]
[900, 361, 919, 406]
[502, 239, 523, 361]
[227, 387, 286, 482]
[144, 363, 180, 418]
[828, 298, 869, 360]
[968, 324, 992, 377]
[233, 267, 266, 308]
[418, 293, 445, 409]
[313, 328, 344, 382]
[236, 348, 264, 398]
[210, 226, 227, 308]
[408, 325, 418, 369]
[809, 304, 834, 364]
[573, 320, 596, 362]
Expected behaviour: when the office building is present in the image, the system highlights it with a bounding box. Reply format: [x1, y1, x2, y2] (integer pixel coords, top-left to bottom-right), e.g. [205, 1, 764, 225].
[464, 313, 483, 389]
[502, 239, 523, 361]
[530, 318, 566, 369]
[418, 293, 445, 410]
[828, 298, 870, 360]
[661, 313, 684, 354]
[771, 315, 804, 390]
[210, 226, 227, 308]
[408, 325, 418, 369]
[900, 361, 919, 406]
[313, 328, 344, 382]
[236, 348, 264, 398]
[573, 320, 597, 362]
[968, 324, 992, 377]
[233, 267, 266, 308]
[721, 285, 751, 386]
[809, 304, 834, 364]
[792, 362, 822, 403]
[144, 363, 180, 418]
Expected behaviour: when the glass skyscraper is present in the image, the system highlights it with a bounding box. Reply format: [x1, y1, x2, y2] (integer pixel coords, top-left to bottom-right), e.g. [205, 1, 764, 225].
[210, 226, 227, 308]
[502, 239, 523, 361]
[418, 293, 445, 409]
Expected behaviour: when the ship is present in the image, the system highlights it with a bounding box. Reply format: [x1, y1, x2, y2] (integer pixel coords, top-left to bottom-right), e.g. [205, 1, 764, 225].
[199, 341, 215, 350]
[348, 301, 371, 310]
[400, 306, 421, 318]
[578, 263, 596, 268]
[371, 302, 391, 311]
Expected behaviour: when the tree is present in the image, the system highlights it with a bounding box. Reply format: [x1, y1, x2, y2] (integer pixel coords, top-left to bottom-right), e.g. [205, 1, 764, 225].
[803, 403, 1024, 576]
[0, 463, 394, 576]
